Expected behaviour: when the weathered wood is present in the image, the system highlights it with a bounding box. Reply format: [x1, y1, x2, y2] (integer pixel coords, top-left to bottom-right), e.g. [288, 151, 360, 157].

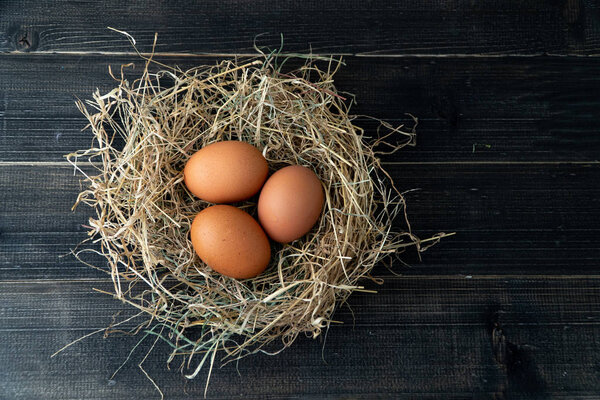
[1, 163, 599, 280]
[0, 0, 597, 56]
[1, 278, 600, 398]
[1, 55, 600, 163]
[2, 2, 600, 398]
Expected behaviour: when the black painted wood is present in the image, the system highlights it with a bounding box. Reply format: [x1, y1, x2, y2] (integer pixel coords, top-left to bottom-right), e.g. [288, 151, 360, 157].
[1, 0, 598, 56]
[2, 163, 599, 281]
[1, 55, 600, 163]
[2, 1, 600, 398]
[2, 278, 600, 399]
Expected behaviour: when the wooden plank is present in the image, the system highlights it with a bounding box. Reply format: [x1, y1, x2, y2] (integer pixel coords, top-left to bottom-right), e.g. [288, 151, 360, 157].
[1, 55, 600, 163]
[2, 278, 600, 398]
[4, 277, 600, 329]
[1, 163, 599, 280]
[0, 0, 597, 56]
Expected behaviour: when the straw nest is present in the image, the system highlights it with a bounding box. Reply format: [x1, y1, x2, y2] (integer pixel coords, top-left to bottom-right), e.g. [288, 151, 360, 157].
[67, 48, 441, 386]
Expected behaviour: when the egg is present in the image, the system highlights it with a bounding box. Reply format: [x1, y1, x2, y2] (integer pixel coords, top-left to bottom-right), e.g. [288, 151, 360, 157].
[190, 205, 271, 279]
[184, 141, 268, 203]
[258, 165, 324, 243]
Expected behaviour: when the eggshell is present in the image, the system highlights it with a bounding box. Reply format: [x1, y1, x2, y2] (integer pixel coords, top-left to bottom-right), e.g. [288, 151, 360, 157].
[190, 205, 271, 279]
[258, 165, 324, 243]
[184, 141, 268, 203]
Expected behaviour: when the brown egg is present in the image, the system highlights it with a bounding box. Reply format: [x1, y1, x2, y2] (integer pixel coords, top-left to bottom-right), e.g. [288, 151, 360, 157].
[184, 141, 268, 203]
[258, 165, 324, 243]
[190, 205, 271, 279]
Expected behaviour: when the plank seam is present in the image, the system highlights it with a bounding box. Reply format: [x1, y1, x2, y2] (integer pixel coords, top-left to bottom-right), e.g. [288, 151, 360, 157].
[2, 51, 600, 58]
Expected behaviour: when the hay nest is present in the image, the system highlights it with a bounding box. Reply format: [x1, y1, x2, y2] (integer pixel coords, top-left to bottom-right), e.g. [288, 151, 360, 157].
[67, 46, 442, 386]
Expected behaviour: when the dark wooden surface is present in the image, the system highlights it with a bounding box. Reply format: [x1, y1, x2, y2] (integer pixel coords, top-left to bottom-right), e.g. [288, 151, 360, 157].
[1, 1, 600, 399]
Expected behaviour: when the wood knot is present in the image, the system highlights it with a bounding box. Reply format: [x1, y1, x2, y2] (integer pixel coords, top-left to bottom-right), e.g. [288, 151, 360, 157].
[12, 27, 39, 52]
[492, 322, 507, 365]
[490, 314, 547, 395]
[431, 94, 459, 127]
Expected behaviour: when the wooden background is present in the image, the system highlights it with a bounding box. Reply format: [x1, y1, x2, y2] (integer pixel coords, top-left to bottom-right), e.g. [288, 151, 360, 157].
[1, 1, 600, 398]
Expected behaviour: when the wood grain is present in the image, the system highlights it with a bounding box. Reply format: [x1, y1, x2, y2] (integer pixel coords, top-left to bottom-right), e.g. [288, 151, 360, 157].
[2, 278, 600, 399]
[2, 1, 600, 398]
[2, 163, 598, 280]
[1, 55, 600, 163]
[0, 0, 598, 56]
